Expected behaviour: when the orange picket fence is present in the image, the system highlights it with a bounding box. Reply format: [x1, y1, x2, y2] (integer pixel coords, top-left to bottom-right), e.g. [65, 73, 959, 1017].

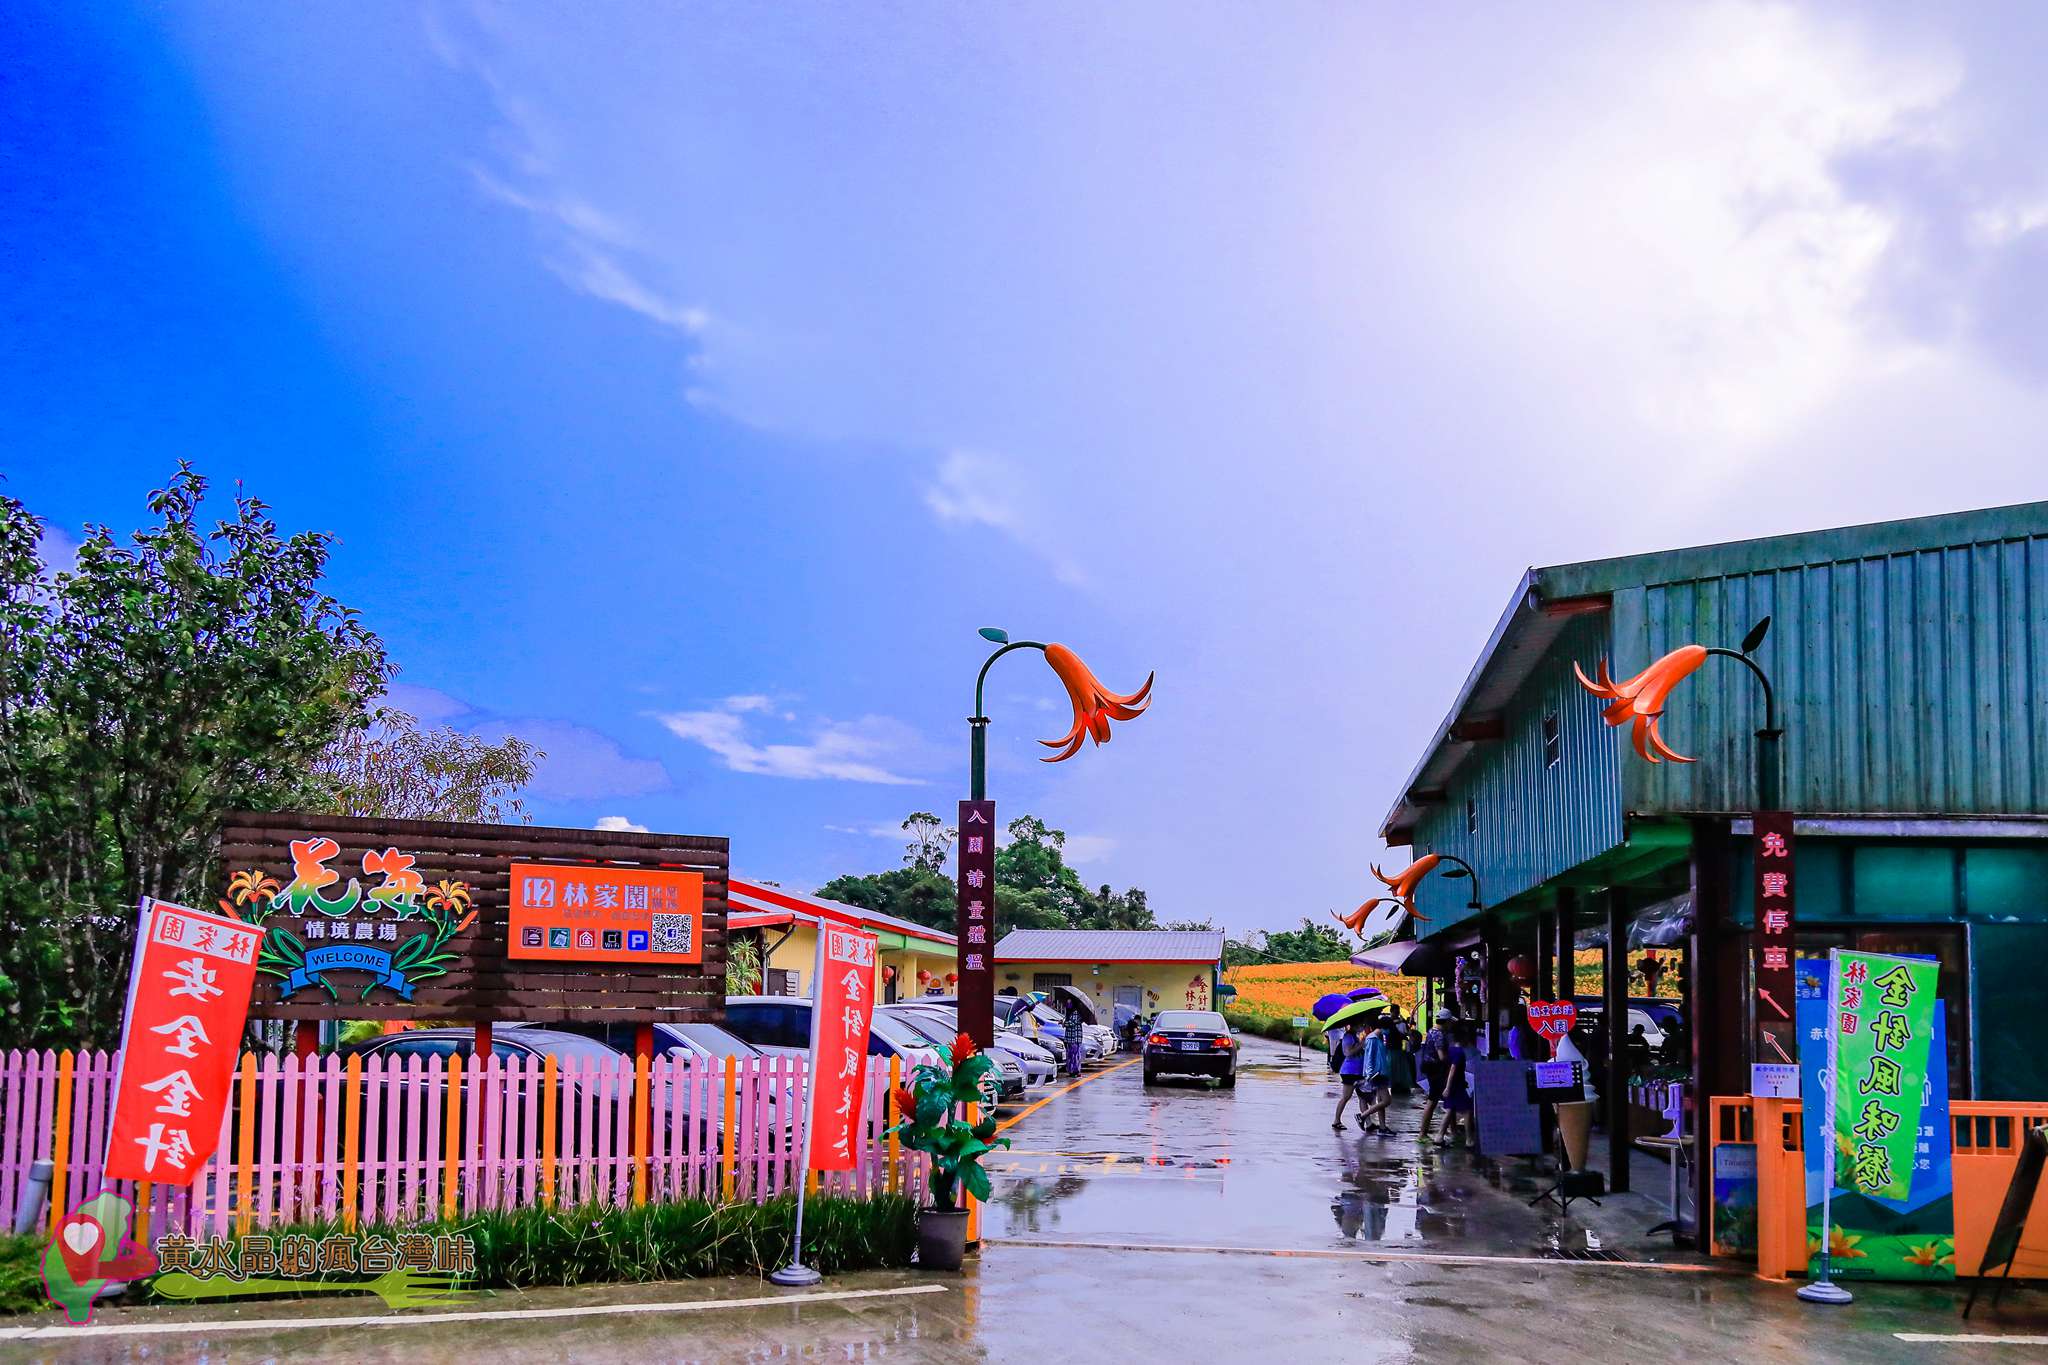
[1709, 1095, 2048, 1281]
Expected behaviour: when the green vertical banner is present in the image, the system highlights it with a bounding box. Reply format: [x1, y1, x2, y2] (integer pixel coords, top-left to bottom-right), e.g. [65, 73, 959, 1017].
[1831, 951, 1939, 1202]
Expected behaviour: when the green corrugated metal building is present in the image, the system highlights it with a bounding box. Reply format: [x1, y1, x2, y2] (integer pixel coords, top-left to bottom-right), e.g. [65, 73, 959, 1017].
[1380, 501, 2048, 1155]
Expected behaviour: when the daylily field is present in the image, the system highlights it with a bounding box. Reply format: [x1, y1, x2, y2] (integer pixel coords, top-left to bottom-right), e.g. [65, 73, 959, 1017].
[1223, 961, 1419, 1026]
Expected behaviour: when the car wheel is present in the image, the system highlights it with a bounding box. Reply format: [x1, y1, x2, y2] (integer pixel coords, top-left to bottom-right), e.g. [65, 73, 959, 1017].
[1143, 1066, 1157, 1085]
[1220, 1069, 1236, 1089]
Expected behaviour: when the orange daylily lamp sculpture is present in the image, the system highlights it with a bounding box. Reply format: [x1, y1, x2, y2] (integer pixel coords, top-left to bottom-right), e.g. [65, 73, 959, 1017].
[969, 629, 1153, 797]
[1334, 851, 1482, 939]
[1573, 616, 1781, 808]
[1572, 646, 1709, 764]
[1038, 643, 1155, 763]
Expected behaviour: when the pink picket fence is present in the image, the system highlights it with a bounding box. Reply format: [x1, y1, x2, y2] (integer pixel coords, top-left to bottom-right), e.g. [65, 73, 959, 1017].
[0, 1050, 925, 1238]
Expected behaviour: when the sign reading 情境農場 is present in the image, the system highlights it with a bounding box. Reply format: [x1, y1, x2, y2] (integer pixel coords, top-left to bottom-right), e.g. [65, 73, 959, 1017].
[105, 899, 262, 1184]
[507, 862, 704, 965]
[1830, 950, 1940, 1203]
[224, 838, 473, 1003]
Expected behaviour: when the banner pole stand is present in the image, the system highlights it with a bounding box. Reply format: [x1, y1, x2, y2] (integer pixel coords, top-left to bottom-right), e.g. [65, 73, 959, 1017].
[771, 932, 828, 1288]
[1798, 947, 1853, 1306]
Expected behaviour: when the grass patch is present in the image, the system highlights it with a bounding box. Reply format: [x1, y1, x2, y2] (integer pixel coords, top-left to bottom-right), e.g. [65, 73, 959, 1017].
[0, 1196, 920, 1315]
[1225, 1007, 1328, 1052]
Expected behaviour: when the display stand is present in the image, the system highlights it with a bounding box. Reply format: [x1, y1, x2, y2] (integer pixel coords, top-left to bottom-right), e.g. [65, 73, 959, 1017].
[1526, 1062, 1602, 1214]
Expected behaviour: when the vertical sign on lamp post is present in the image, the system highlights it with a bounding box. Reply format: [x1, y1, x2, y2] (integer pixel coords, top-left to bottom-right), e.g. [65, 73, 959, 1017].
[772, 919, 877, 1287]
[1753, 812, 1797, 1071]
[956, 800, 997, 1049]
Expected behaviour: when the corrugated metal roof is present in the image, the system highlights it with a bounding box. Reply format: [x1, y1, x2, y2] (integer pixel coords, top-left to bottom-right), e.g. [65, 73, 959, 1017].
[994, 929, 1225, 962]
[728, 879, 956, 947]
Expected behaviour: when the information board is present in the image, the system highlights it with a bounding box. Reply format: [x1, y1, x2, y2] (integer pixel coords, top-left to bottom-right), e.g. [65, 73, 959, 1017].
[508, 862, 705, 964]
[1470, 1059, 1544, 1156]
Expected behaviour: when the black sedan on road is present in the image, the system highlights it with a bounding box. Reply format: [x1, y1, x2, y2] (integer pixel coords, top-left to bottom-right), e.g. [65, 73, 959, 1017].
[1141, 1009, 1238, 1087]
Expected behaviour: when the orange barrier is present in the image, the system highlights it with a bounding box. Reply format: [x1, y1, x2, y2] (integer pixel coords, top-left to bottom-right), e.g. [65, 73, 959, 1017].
[1710, 1095, 2048, 1280]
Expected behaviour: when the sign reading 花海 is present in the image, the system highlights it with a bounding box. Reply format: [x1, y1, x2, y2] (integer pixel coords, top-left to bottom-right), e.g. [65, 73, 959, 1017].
[955, 800, 996, 1048]
[507, 863, 704, 964]
[225, 837, 472, 1003]
[105, 899, 262, 1184]
[1752, 811, 1797, 1069]
[1831, 951, 1940, 1203]
[220, 812, 728, 1024]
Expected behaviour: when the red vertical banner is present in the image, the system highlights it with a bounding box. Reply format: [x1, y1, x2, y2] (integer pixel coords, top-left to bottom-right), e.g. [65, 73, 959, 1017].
[956, 799, 997, 1048]
[1752, 812, 1797, 1068]
[104, 898, 263, 1184]
[804, 922, 879, 1172]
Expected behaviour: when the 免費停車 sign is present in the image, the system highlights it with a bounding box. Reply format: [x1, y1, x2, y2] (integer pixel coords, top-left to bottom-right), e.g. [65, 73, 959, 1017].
[104, 899, 263, 1184]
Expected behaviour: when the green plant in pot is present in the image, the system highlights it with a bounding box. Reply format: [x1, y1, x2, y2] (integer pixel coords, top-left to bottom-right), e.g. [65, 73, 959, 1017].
[888, 1030, 1010, 1271]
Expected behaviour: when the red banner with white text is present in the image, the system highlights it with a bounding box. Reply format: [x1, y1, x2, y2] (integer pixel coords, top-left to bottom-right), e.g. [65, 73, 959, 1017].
[804, 922, 879, 1172]
[104, 898, 263, 1184]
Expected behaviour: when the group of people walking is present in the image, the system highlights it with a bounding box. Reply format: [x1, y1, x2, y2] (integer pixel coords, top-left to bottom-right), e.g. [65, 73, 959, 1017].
[1330, 1007, 1476, 1147]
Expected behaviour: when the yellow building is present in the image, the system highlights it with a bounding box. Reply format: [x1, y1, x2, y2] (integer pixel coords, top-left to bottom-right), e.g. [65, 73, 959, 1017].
[994, 929, 1225, 1022]
[728, 879, 957, 1001]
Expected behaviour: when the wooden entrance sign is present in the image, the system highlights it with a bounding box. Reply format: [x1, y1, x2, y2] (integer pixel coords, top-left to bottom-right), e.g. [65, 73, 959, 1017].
[218, 811, 727, 1024]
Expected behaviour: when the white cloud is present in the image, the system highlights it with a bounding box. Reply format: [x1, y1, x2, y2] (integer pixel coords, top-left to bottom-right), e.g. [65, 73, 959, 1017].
[384, 682, 472, 723]
[658, 699, 923, 785]
[824, 822, 906, 839]
[35, 524, 79, 576]
[923, 450, 1087, 587]
[1420, 2, 1962, 453]
[1061, 834, 1116, 866]
[478, 718, 670, 800]
[595, 815, 650, 832]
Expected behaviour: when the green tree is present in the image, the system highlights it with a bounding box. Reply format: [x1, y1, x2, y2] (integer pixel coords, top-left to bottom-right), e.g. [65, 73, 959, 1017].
[816, 866, 957, 934]
[898, 811, 954, 873]
[1219, 917, 1353, 967]
[313, 706, 541, 823]
[0, 467, 389, 1047]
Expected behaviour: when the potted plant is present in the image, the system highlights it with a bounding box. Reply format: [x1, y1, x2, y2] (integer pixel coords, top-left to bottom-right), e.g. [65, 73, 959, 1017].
[889, 1031, 1010, 1271]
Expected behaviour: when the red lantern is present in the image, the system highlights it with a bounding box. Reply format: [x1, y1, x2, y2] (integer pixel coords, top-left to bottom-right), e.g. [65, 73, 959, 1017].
[945, 972, 958, 985]
[1507, 955, 1534, 983]
[883, 966, 896, 981]
[916, 968, 931, 982]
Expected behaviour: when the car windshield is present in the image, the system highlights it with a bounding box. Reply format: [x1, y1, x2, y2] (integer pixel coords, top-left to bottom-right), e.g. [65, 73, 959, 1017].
[870, 1014, 933, 1051]
[892, 1015, 962, 1047]
[671, 1023, 755, 1059]
[524, 1033, 626, 1063]
[1155, 1011, 1228, 1032]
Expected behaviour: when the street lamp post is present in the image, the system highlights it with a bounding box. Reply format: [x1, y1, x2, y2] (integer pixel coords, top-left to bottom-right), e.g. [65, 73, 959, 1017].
[956, 628, 1153, 1049]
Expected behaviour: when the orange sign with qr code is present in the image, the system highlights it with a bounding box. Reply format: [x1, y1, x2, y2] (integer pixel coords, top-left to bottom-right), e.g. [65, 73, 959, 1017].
[507, 862, 704, 964]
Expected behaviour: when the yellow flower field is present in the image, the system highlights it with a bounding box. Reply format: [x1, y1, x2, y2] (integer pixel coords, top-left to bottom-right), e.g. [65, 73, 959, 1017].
[1223, 961, 1418, 1021]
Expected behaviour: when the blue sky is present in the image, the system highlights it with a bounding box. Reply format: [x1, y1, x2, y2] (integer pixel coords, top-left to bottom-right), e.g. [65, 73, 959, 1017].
[5, 3, 2045, 933]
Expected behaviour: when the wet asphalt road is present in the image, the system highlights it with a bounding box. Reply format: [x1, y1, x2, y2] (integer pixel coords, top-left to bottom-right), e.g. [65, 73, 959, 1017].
[8, 1038, 2045, 1362]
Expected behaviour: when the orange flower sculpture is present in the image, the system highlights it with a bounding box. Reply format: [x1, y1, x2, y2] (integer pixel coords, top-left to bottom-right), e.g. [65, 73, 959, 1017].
[952, 1031, 979, 1061]
[1573, 644, 1709, 764]
[1334, 853, 1442, 933]
[1038, 643, 1154, 762]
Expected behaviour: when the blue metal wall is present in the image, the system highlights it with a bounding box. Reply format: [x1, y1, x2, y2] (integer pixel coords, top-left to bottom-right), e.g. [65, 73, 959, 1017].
[1406, 613, 1625, 927]
[1604, 531, 2048, 816]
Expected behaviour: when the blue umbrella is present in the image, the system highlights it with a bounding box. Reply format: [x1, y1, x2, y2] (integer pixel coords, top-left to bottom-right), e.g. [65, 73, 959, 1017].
[1322, 996, 1390, 1032]
[1311, 992, 1353, 1021]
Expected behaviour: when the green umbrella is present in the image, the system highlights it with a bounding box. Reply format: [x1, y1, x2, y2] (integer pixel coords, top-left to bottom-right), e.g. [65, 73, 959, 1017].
[1321, 996, 1390, 1031]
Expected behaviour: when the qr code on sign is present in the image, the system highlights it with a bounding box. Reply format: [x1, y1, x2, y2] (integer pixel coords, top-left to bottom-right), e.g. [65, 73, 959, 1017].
[651, 913, 693, 955]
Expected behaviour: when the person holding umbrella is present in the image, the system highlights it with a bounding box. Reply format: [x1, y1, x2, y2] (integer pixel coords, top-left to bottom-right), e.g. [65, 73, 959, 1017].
[1331, 1017, 1370, 1129]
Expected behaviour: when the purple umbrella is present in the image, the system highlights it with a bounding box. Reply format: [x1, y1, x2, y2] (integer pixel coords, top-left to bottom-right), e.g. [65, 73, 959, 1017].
[1311, 992, 1353, 1021]
[1346, 986, 1385, 1001]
